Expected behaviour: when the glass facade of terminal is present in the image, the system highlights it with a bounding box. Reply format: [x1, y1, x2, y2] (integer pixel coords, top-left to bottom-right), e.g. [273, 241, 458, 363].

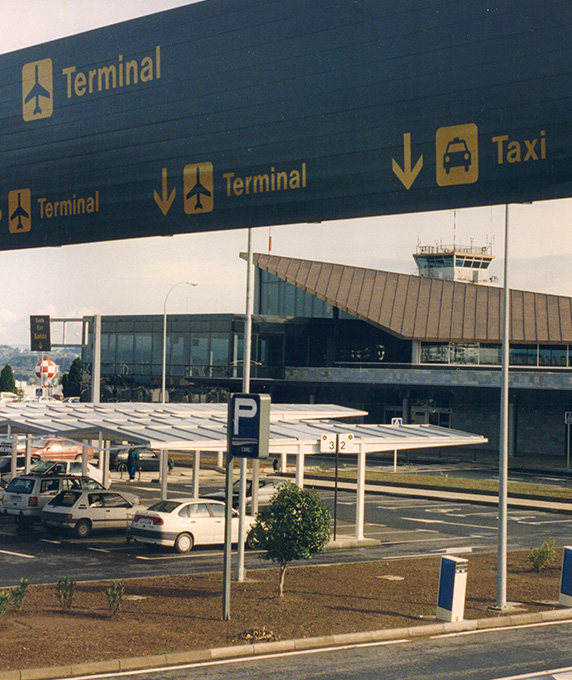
[420, 342, 570, 367]
[82, 270, 572, 407]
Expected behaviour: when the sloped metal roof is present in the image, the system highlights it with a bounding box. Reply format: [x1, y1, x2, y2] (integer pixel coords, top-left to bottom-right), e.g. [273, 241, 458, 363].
[250, 252, 572, 344]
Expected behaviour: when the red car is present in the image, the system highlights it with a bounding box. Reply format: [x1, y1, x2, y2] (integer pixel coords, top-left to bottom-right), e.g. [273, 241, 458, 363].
[31, 438, 91, 461]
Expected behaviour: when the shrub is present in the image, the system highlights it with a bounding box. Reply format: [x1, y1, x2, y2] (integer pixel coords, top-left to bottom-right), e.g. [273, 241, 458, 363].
[56, 577, 77, 610]
[527, 539, 557, 572]
[0, 592, 10, 622]
[105, 580, 125, 617]
[10, 578, 29, 612]
[248, 482, 331, 597]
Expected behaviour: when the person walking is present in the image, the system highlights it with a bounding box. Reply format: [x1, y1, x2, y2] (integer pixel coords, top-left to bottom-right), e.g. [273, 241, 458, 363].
[126, 446, 140, 482]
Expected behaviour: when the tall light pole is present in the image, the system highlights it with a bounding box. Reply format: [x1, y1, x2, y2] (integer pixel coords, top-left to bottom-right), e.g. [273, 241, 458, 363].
[162, 282, 197, 404]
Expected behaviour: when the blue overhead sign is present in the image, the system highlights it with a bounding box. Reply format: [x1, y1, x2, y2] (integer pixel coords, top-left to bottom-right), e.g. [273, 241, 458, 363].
[1, 0, 571, 250]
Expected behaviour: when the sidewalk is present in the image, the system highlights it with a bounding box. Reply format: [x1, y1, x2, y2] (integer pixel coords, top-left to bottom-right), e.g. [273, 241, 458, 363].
[2, 607, 572, 680]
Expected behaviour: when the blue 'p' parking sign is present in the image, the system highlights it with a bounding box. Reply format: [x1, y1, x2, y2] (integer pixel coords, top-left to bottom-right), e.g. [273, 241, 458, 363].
[228, 393, 271, 459]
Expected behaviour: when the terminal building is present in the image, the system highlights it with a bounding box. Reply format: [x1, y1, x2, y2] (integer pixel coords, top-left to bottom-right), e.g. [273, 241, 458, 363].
[82, 243, 572, 461]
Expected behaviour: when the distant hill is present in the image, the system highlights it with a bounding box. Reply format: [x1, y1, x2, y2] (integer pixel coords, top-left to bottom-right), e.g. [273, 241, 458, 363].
[0, 346, 80, 384]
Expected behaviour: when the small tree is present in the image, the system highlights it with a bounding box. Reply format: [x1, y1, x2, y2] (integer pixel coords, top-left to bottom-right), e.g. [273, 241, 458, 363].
[249, 482, 331, 597]
[0, 364, 17, 394]
[61, 357, 82, 398]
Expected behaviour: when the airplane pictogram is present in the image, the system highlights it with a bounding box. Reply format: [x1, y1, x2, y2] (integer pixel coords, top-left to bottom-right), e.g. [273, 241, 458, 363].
[184, 163, 214, 214]
[8, 189, 32, 233]
[186, 166, 212, 210]
[22, 59, 53, 121]
[25, 64, 51, 115]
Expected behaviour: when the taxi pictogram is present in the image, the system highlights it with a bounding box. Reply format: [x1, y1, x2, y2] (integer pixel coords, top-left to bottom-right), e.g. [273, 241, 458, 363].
[436, 124, 478, 186]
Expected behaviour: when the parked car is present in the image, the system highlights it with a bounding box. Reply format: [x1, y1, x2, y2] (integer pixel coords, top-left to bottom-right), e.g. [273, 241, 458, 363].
[204, 478, 285, 509]
[0, 478, 7, 503]
[0, 454, 41, 478]
[1, 474, 105, 521]
[29, 460, 109, 487]
[128, 498, 255, 553]
[31, 438, 90, 461]
[42, 489, 142, 538]
[109, 447, 174, 473]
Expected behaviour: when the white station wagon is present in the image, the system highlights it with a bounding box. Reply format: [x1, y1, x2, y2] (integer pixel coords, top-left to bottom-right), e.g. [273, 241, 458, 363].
[128, 498, 255, 553]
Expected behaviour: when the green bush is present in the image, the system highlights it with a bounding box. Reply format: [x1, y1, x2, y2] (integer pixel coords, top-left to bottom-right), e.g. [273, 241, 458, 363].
[249, 482, 331, 597]
[56, 577, 77, 610]
[105, 580, 125, 617]
[10, 578, 29, 612]
[527, 539, 557, 572]
[0, 592, 11, 622]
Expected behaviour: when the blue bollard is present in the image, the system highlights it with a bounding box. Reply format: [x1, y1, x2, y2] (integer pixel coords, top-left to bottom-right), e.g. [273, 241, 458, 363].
[436, 555, 468, 622]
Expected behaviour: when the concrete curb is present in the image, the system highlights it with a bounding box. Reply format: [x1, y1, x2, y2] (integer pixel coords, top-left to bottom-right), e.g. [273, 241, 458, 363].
[4, 608, 572, 680]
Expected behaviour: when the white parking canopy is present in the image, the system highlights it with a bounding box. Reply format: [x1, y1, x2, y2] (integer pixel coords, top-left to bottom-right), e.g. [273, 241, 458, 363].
[0, 402, 487, 538]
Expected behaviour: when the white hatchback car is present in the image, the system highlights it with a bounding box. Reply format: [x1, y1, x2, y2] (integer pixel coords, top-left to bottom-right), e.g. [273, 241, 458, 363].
[42, 489, 142, 538]
[128, 498, 255, 553]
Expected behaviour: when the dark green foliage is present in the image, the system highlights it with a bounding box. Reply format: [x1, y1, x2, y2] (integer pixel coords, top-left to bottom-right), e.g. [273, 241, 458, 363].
[10, 578, 29, 612]
[527, 539, 557, 572]
[56, 577, 77, 610]
[0, 592, 10, 622]
[105, 580, 125, 617]
[0, 364, 17, 393]
[61, 357, 82, 397]
[249, 482, 331, 596]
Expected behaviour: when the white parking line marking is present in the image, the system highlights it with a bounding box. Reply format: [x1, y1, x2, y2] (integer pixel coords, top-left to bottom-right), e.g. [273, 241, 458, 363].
[0, 548, 35, 559]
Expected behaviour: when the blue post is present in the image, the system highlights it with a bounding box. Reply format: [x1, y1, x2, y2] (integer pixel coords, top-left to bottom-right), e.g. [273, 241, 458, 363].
[559, 546, 572, 607]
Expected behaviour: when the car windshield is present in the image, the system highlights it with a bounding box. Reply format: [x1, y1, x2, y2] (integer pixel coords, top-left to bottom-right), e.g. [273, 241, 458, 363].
[30, 461, 57, 473]
[6, 478, 35, 493]
[147, 500, 182, 513]
[49, 490, 81, 507]
[83, 478, 104, 489]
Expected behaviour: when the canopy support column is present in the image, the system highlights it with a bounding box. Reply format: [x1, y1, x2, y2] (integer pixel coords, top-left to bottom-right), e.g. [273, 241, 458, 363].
[355, 445, 366, 540]
[192, 450, 200, 497]
[295, 445, 305, 488]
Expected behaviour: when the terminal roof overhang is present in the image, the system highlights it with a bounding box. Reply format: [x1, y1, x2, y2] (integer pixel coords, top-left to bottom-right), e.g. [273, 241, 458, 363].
[0, 402, 486, 454]
[247, 252, 572, 345]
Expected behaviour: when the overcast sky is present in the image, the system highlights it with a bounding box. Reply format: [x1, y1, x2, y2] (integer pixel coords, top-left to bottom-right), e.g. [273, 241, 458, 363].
[0, 0, 570, 347]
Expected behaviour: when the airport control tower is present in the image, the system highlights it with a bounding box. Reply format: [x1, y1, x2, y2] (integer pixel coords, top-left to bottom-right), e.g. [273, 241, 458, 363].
[413, 240, 495, 284]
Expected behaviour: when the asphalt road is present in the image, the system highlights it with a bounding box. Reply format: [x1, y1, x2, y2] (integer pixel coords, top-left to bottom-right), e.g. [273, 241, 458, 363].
[1, 469, 572, 587]
[63, 620, 572, 680]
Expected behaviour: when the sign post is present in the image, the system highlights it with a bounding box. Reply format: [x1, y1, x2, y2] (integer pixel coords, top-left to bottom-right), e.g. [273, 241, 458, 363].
[222, 393, 271, 619]
[320, 432, 355, 541]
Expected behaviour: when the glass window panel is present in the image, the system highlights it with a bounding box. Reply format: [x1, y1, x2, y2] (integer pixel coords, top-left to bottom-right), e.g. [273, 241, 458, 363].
[134, 334, 152, 364]
[420, 343, 449, 363]
[539, 345, 567, 366]
[117, 334, 134, 364]
[450, 343, 478, 364]
[479, 344, 501, 365]
[211, 333, 229, 366]
[510, 344, 537, 366]
[170, 333, 189, 366]
[190, 333, 210, 366]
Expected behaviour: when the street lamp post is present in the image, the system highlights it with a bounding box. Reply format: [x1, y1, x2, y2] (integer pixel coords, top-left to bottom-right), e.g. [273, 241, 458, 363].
[162, 282, 197, 404]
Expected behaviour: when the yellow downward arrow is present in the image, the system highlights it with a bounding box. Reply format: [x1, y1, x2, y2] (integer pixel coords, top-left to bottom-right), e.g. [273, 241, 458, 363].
[392, 133, 423, 190]
[154, 168, 176, 216]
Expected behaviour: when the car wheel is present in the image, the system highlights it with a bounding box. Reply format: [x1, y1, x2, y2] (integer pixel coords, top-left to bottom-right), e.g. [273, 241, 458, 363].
[74, 454, 82, 460]
[174, 532, 193, 553]
[117, 463, 127, 473]
[75, 519, 92, 539]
